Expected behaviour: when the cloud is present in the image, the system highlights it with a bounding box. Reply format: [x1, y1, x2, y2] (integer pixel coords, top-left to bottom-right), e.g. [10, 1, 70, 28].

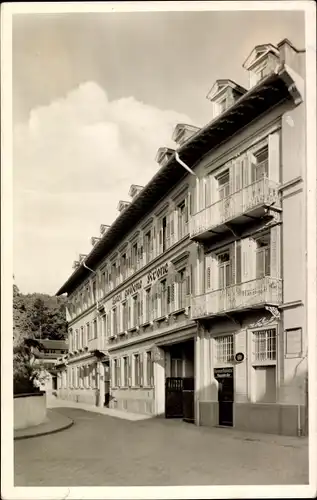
[13, 81, 194, 294]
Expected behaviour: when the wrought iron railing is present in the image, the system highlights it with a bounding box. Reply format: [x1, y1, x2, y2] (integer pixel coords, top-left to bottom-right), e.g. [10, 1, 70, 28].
[190, 178, 279, 238]
[191, 277, 282, 319]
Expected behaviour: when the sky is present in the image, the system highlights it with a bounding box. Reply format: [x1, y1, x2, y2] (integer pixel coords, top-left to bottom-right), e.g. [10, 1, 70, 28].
[12, 7, 305, 295]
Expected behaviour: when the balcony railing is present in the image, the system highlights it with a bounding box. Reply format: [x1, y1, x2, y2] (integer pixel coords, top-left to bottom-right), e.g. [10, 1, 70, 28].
[190, 178, 279, 240]
[191, 277, 282, 319]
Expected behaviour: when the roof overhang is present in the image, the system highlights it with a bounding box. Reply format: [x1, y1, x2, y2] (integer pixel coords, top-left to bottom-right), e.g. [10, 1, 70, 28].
[56, 65, 302, 296]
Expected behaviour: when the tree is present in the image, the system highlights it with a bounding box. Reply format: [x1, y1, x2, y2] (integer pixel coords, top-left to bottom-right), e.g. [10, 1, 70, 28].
[13, 284, 68, 394]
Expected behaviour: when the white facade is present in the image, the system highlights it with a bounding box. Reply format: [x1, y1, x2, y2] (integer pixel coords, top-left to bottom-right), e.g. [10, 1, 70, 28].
[56, 39, 307, 436]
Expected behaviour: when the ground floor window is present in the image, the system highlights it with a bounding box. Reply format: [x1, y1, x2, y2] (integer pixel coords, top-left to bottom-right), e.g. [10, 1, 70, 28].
[146, 351, 154, 386]
[123, 356, 129, 387]
[133, 353, 143, 386]
[215, 335, 234, 363]
[253, 328, 276, 362]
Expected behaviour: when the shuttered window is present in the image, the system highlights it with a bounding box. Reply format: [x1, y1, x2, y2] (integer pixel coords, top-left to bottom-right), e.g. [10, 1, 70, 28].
[160, 279, 168, 316]
[122, 301, 128, 331]
[218, 251, 231, 289]
[255, 233, 271, 278]
[251, 146, 269, 183]
[145, 288, 151, 322]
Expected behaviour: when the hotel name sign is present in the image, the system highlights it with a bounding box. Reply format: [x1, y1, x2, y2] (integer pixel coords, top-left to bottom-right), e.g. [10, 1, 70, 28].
[112, 262, 169, 306]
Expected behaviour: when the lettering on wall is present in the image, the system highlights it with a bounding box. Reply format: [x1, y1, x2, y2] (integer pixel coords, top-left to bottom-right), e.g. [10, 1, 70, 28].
[124, 280, 142, 298]
[147, 263, 168, 284]
[112, 293, 122, 306]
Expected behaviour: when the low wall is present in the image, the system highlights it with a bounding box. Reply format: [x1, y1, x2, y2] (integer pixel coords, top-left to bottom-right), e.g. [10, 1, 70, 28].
[14, 392, 47, 430]
[199, 401, 307, 436]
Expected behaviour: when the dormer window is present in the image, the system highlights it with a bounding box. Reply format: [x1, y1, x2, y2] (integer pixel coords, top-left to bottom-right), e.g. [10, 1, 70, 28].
[206, 79, 246, 120]
[172, 124, 200, 147]
[243, 43, 280, 89]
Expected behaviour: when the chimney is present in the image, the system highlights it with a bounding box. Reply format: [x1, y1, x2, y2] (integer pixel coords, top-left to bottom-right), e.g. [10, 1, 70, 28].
[72, 260, 80, 270]
[155, 147, 175, 167]
[91, 236, 101, 246]
[100, 224, 110, 236]
[277, 38, 305, 78]
[117, 200, 130, 213]
[172, 123, 200, 147]
[128, 184, 144, 200]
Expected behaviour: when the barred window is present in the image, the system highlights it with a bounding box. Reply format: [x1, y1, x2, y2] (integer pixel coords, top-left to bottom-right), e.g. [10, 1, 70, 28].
[215, 335, 234, 363]
[253, 328, 276, 362]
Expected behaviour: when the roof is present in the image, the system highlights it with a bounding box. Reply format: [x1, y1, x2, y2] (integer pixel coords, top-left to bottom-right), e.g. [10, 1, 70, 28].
[37, 339, 68, 350]
[57, 65, 301, 296]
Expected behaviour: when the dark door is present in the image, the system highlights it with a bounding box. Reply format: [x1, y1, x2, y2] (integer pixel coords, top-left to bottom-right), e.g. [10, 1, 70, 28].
[214, 367, 234, 426]
[165, 377, 183, 418]
[182, 377, 195, 423]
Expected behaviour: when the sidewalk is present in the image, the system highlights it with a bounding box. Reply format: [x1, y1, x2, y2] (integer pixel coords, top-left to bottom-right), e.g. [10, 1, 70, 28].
[47, 396, 153, 421]
[14, 409, 74, 440]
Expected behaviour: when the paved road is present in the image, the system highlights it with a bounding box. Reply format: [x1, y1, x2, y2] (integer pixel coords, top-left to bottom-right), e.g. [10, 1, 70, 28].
[15, 407, 308, 486]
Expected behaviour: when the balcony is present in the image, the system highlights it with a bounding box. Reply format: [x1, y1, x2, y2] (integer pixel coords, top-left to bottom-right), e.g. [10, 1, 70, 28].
[190, 178, 279, 241]
[191, 277, 282, 320]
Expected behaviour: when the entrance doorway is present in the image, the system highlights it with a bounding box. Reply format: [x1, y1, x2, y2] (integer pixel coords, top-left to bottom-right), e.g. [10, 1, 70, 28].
[164, 339, 195, 422]
[214, 367, 234, 426]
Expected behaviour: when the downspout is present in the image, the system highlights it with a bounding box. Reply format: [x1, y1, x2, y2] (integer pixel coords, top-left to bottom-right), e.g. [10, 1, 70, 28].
[82, 260, 99, 310]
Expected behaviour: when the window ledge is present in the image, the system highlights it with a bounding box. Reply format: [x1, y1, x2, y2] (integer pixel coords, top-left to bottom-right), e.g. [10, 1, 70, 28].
[127, 326, 139, 333]
[156, 315, 169, 323]
[139, 321, 151, 328]
[172, 308, 186, 316]
[252, 360, 277, 367]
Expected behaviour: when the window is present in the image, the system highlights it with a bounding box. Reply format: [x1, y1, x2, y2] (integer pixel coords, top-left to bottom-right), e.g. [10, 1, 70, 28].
[131, 294, 141, 328]
[251, 146, 269, 183]
[177, 268, 187, 309]
[218, 251, 231, 289]
[111, 262, 117, 288]
[113, 307, 118, 335]
[215, 335, 234, 363]
[92, 281, 96, 303]
[75, 329, 79, 350]
[113, 359, 120, 387]
[171, 357, 182, 377]
[144, 288, 151, 323]
[132, 243, 138, 271]
[218, 170, 230, 200]
[86, 322, 90, 341]
[160, 279, 168, 316]
[123, 356, 129, 386]
[218, 97, 227, 113]
[121, 253, 127, 280]
[144, 230, 152, 264]
[122, 301, 128, 331]
[146, 351, 154, 386]
[255, 233, 270, 278]
[80, 326, 84, 348]
[93, 319, 97, 339]
[178, 200, 189, 240]
[253, 328, 276, 362]
[102, 315, 108, 343]
[134, 353, 142, 386]
[159, 216, 167, 253]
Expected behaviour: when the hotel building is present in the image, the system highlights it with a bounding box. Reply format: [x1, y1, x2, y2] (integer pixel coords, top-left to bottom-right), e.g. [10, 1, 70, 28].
[56, 39, 307, 436]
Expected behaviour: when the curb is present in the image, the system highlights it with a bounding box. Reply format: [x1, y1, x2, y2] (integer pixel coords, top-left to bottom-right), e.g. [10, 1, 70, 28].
[14, 416, 74, 441]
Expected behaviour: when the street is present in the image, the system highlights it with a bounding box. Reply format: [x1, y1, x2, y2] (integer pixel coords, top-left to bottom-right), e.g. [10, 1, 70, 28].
[14, 407, 308, 486]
